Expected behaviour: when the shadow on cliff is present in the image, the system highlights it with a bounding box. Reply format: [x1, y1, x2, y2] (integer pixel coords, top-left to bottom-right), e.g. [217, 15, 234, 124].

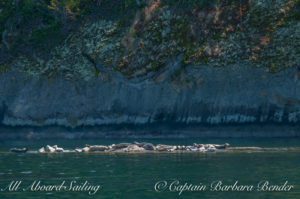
[0, 101, 7, 126]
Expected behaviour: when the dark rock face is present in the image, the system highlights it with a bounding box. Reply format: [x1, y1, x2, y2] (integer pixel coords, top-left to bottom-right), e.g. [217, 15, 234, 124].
[0, 63, 299, 137]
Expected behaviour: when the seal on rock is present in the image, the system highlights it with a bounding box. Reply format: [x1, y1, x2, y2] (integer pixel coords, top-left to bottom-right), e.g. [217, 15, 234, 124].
[214, 143, 230, 149]
[10, 148, 28, 153]
[89, 145, 108, 152]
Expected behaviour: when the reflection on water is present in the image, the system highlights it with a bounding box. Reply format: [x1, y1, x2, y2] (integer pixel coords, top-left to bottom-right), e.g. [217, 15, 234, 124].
[20, 171, 32, 174]
[0, 138, 299, 199]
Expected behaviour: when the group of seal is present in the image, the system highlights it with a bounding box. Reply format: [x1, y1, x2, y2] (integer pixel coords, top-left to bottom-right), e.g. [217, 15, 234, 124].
[10, 142, 230, 153]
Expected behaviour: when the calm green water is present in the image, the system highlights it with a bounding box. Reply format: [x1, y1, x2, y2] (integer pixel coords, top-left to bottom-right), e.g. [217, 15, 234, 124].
[0, 138, 300, 199]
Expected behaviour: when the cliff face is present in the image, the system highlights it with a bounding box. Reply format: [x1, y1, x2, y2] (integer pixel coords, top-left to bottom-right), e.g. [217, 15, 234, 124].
[1, 60, 299, 129]
[1, 0, 299, 80]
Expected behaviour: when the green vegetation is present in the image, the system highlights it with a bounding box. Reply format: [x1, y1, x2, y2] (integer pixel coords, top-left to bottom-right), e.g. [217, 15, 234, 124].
[0, 0, 299, 80]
